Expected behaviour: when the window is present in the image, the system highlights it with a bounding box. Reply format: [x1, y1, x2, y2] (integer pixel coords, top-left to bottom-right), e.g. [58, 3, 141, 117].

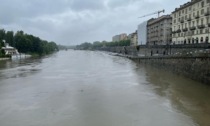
[197, 19, 199, 25]
[201, 1, 204, 7]
[207, 0, 210, 3]
[206, 29, 209, 33]
[201, 37, 204, 42]
[200, 29, 203, 34]
[193, 21, 195, 26]
[193, 5, 195, 11]
[201, 18, 204, 25]
[201, 9, 204, 15]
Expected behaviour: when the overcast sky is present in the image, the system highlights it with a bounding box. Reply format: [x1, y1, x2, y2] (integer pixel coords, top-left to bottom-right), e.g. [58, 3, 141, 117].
[0, 0, 189, 45]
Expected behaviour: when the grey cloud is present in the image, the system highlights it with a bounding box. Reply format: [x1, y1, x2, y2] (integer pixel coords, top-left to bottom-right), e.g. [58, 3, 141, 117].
[70, 0, 105, 11]
[0, 0, 190, 45]
[0, 0, 70, 24]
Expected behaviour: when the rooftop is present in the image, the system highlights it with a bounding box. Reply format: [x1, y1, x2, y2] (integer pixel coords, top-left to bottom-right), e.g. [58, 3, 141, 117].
[147, 15, 172, 26]
[172, 0, 202, 13]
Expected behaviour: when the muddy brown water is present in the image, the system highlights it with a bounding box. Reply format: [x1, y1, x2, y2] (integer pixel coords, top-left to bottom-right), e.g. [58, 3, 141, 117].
[0, 50, 210, 126]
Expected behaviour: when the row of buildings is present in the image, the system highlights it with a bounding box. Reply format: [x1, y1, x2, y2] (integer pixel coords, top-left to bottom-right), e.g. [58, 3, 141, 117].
[113, 0, 210, 46]
[112, 32, 138, 46]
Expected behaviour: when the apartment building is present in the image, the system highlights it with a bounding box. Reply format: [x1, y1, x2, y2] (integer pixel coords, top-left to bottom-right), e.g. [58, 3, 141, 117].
[147, 15, 172, 45]
[112, 33, 127, 42]
[172, 0, 210, 44]
[128, 31, 138, 46]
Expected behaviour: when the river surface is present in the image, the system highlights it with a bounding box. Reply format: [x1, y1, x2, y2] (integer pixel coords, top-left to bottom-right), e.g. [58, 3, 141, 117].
[0, 50, 210, 126]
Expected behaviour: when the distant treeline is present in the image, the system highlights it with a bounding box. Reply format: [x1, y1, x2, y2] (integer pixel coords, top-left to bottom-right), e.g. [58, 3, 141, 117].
[76, 40, 131, 50]
[58, 45, 76, 50]
[0, 29, 58, 57]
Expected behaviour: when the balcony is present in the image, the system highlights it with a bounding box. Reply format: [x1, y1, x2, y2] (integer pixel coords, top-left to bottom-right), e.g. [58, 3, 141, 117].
[190, 26, 196, 30]
[187, 17, 191, 21]
[205, 11, 210, 16]
[172, 31, 177, 34]
[185, 31, 191, 36]
[182, 28, 188, 32]
[180, 19, 184, 23]
[197, 24, 205, 29]
[176, 29, 181, 33]
[195, 14, 200, 19]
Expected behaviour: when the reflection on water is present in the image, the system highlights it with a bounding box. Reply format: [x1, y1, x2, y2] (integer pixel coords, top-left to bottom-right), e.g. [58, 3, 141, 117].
[0, 50, 209, 126]
[140, 65, 210, 126]
[0, 58, 42, 80]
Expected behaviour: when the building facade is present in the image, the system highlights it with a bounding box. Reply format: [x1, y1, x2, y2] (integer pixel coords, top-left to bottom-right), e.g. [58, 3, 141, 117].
[172, 0, 210, 44]
[128, 31, 138, 46]
[112, 33, 127, 42]
[138, 21, 147, 45]
[147, 15, 172, 45]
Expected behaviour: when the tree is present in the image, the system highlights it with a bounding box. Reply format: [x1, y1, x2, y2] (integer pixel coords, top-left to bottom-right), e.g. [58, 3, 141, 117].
[0, 29, 5, 41]
[5, 31, 14, 47]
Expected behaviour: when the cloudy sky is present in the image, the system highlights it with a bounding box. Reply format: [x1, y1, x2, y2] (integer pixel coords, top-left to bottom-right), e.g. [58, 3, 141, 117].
[0, 0, 189, 45]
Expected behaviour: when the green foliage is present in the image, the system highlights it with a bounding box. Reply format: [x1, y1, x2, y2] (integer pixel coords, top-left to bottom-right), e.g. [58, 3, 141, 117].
[76, 42, 93, 50]
[5, 31, 14, 47]
[0, 29, 5, 41]
[0, 49, 5, 58]
[76, 40, 131, 50]
[0, 29, 58, 56]
[14, 31, 58, 55]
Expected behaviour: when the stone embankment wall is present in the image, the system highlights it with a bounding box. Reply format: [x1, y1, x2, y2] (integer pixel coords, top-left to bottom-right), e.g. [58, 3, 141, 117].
[132, 56, 210, 84]
[100, 44, 210, 84]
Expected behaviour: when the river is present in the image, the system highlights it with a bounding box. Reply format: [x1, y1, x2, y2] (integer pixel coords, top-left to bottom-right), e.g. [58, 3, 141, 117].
[0, 50, 210, 126]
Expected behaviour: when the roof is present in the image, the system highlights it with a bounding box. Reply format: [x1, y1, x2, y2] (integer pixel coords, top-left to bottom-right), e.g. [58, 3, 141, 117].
[147, 15, 172, 26]
[172, 0, 202, 14]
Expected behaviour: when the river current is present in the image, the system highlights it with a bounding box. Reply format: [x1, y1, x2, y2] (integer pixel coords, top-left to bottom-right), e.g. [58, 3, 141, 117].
[0, 50, 210, 126]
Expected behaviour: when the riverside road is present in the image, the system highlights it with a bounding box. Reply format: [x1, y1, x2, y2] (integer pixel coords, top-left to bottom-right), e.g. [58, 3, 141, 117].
[0, 50, 210, 126]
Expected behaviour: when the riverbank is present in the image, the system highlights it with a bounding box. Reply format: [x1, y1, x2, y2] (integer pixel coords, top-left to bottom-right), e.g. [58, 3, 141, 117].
[101, 44, 210, 84]
[0, 54, 32, 61]
[0, 57, 11, 61]
[113, 53, 210, 84]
